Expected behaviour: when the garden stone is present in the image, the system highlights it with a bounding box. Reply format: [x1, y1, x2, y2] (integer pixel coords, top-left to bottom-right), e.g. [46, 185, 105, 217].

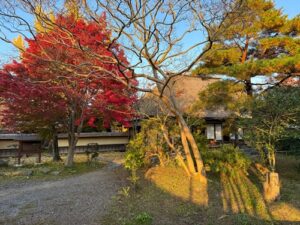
[50, 171, 61, 176]
[39, 167, 51, 174]
[263, 172, 280, 202]
[18, 169, 33, 176]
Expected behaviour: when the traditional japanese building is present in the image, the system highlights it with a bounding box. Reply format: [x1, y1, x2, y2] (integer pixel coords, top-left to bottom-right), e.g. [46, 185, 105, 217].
[136, 75, 243, 143]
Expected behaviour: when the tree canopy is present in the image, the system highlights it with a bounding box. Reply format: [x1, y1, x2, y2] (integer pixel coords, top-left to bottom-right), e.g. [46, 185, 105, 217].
[194, 0, 300, 95]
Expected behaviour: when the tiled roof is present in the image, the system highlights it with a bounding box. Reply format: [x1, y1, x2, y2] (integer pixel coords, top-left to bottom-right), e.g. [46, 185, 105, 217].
[0, 133, 41, 141]
[0, 132, 129, 140]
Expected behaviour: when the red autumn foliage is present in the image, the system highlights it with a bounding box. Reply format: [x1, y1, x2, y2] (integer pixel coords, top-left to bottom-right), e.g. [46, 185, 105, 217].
[0, 13, 137, 133]
[0, 61, 67, 131]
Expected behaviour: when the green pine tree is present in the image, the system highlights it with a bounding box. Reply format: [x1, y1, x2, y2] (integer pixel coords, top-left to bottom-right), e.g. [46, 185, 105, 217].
[194, 0, 300, 95]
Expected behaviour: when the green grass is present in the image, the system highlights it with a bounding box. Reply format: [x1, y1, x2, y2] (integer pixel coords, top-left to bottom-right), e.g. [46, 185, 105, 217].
[100, 155, 300, 225]
[0, 154, 104, 182]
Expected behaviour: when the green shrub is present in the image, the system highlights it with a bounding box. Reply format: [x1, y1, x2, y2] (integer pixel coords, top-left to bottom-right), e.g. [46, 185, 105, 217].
[125, 134, 146, 172]
[202, 144, 251, 175]
[123, 212, 153, 225]
[194, 131, 209, 152]
[125, 134, 146, 186]
[134, 212, 153, 225]
[125, 117, 176, 173]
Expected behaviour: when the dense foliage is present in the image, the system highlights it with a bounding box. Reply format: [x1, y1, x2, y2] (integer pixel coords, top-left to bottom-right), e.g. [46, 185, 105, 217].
[241, 87, 300, 171]
[125, 134, 147, 172]
[125, 118, 176, 171]
[201, 144, 251, 175]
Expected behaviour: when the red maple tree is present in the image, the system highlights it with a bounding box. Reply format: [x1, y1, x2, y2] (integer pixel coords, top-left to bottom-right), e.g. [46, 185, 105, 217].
[0, 13, 137, 166]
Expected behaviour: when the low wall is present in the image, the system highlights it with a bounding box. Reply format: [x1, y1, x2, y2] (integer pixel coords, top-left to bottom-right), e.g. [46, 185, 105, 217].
[0, 132, 130, 157]
[0, 140, 18, 150]
[57, 136, 129, 148]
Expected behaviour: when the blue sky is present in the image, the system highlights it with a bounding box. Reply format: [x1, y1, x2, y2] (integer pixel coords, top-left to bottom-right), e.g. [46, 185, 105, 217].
[274, 0, 300, 18]
[0, 0, 299, 66]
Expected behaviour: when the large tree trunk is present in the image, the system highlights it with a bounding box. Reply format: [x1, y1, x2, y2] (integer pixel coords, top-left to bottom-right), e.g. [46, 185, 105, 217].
[52, 130, 61, 162]
[65, 106, 86, 167]
[65, 132, 76, 167]
[65, 110, 77, 167]
[167, 95, 206, 181]
[245, 79, 253, 96]
[266, 144, 276, 172]
[179, 123, 197, 174]
[178, 114, 206, 179]
[241, 37, 249, 64]
[240, 37, 253, 97]
[156, 83, 206, 183]
[160, 123, 192, 177]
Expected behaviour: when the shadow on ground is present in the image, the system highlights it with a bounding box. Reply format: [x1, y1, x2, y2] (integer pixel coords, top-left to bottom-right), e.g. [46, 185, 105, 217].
[100, 158, 300, 225]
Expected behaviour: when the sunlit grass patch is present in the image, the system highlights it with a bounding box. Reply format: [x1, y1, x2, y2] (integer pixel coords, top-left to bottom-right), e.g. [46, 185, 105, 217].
[145, 165, 208, 206]
[270, 203, 300, 222]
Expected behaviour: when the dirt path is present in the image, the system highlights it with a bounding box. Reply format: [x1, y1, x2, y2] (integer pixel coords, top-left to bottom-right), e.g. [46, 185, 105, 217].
[0, 161, 127, 225]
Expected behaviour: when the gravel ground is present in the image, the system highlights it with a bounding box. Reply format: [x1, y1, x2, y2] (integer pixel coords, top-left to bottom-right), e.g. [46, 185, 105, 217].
[0, 160, 127, 225]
